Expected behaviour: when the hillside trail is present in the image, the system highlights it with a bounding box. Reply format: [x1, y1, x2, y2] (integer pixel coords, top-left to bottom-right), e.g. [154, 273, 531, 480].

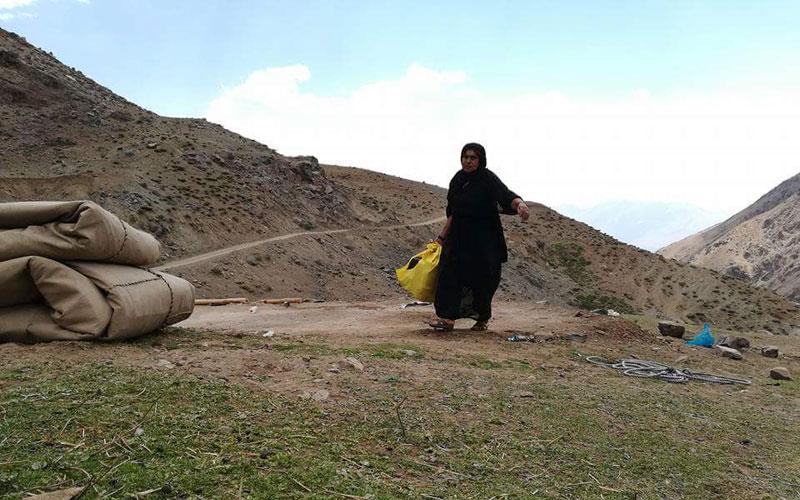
[154, 215, 447, 271]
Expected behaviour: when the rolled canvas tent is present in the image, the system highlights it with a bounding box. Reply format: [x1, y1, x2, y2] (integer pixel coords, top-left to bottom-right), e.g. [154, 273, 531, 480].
[0, 200, 160, 265]
[0, 201, 194, 343]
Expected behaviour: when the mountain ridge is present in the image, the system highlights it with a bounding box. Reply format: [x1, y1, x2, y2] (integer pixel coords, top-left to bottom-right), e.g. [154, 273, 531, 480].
[3, 27, 800, 334]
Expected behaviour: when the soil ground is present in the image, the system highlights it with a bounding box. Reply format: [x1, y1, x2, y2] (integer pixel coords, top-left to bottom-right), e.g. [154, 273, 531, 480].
[1, 302, 798, 498]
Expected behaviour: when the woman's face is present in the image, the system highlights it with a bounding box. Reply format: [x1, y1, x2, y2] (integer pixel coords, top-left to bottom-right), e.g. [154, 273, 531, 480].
[461, 150, 480, 173]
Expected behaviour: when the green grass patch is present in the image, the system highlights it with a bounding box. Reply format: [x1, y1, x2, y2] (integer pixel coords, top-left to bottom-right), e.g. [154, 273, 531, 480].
[547, 242, 593, 284]
[575, 292, 635, 314]
[1, 356, 798, 498]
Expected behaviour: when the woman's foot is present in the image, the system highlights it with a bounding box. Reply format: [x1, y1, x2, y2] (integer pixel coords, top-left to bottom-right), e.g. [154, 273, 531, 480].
[428, 318, 455, 331]
[471, 320, 489, 331]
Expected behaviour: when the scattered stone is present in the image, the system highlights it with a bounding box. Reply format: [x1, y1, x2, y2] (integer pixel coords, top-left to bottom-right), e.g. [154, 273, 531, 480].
[657, 321, 685, 339]
[312, 389, 329, 401]
[761, 346, 779, 358]
[134, 427, 145, 437]
[249, 306, 258, 314]
[675, 355, 689, 364]
[714, 345, 743, 360]
[156, 359, 175, 369]
[516, 391, 536, 398]
[343, 357, 364, 372]
[328, 367, 340, 374]
[261, 329, 274, 338]
[146, 142, 157, 149]
[769, 367, 792, 381]
[719, 336, 750, 349]
[301, 389, 330, 401]
[400, 349, 417, 357]
[563, 332, 587, 343]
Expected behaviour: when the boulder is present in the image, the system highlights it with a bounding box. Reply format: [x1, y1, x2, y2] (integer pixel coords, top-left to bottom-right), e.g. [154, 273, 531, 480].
[719, 336, 750, 349]
[761, 346, 780, 358]
[714, 345, 743, 360]
[657, 321, 685, 339]
[769, 367, 792, 381]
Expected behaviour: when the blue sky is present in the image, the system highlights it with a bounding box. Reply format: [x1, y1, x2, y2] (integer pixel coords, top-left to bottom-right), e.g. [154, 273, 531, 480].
[3, 1, 800, 230]
[5, 1, 800, 116]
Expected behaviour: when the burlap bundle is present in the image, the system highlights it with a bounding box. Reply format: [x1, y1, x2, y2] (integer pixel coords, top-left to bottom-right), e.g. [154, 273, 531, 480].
[0, 200, 160, 265]
[0, 201, 194, 343]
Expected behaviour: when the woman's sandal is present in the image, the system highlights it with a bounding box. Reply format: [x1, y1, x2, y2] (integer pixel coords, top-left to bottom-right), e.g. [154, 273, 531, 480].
[471, 320, 489, 331]
[429, 318, 454, 331]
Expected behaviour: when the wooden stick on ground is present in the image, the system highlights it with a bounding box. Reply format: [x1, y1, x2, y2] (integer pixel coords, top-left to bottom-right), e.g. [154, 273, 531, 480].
[194, 298, 249, 306]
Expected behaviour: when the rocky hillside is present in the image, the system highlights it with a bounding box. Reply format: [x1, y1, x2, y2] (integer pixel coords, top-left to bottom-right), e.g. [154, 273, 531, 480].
[2, 28, 800, 334]
[660, 173, 800, 301]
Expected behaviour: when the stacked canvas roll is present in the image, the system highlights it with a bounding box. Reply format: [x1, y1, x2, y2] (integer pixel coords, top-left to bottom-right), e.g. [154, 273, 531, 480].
[0, 201, 195, 342]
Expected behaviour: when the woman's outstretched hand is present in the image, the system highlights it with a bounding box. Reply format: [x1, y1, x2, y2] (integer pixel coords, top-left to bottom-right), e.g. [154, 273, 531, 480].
[517, 202, 530, 221]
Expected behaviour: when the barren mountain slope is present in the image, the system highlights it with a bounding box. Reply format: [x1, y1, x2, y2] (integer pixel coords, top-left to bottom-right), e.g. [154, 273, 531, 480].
[660, 173, 800, 300]
[2, 28, 800, 334]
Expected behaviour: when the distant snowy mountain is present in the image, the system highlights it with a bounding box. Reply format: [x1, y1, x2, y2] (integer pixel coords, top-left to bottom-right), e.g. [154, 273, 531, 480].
[558, 201, 728, 251]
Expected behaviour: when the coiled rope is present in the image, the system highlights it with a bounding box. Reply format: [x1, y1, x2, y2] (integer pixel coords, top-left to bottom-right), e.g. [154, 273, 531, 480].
[585, 356, 751, 385]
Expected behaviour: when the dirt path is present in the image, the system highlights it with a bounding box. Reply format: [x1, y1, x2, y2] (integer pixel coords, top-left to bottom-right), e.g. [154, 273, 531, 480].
[154, 216, 446, 271]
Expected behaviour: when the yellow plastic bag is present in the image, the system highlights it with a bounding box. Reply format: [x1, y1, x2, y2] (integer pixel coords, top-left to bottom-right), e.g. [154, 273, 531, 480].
[395, 242, 442, 302]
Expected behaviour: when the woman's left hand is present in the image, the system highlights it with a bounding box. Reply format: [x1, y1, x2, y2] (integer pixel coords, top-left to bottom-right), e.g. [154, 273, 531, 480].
[517, 202, 530, 221]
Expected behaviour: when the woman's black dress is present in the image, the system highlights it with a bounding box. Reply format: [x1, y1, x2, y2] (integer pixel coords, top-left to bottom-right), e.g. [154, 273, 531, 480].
[435, 167, 520, 322]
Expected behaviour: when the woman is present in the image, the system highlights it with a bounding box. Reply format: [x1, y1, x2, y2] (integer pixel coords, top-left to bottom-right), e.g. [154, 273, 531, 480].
[429, 143, 529, 331]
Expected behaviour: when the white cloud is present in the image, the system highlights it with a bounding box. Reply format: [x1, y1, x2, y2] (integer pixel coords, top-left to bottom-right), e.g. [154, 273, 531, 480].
[0, 0, 35, 9]
[207, 64, 800, 214]
[0, 11, 13, 18]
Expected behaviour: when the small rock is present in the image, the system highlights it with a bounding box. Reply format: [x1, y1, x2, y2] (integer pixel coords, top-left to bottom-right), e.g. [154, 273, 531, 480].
[328, 367, 340, 373]
[761, 346, 779, 358]
[134, 427, 144, 437]
[607, 309, 620, 317]
[343, 357, 364, 372]
[769, 367, 792, 381]
[156, 359, 175, 369]
[516, 391, 536, 398]
[563, 332, 587, 343]
[261, 330, 274, 338]
[249, 306, 258, 314]
[311, 389, 330, 401]
[657, 321, 685, 339]
[146, 142, 157, 149]
[400, 349, 417, 357]
[714, 345, 743, 360]
[675, 355, 689, 364]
